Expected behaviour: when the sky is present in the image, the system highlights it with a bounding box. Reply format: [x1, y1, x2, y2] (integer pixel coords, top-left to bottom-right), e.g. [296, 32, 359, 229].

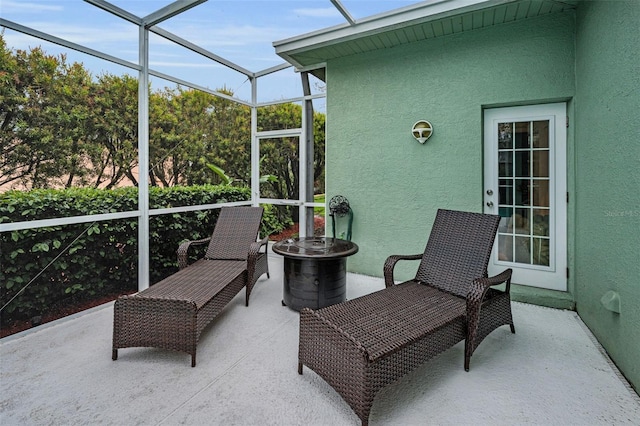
[1, 0, 421, 104]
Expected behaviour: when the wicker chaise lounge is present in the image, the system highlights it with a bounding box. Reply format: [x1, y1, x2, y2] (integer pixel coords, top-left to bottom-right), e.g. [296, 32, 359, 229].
[298, 209, 514, 425]
[112, 206, 269, 367]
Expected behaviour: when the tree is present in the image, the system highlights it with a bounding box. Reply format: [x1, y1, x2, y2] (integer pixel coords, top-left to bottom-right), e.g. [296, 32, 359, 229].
[1, 34, 326, 202]
[149, 86, 253, 187]
[0, 37, 70, 189]
[202, 89, 252, 186]
[256, 103, 326, 200]
[1, 36, 99, 189]
[46, 61, 93, 188]
[89, 73, 139, 188]
[312, 111, 326, 195]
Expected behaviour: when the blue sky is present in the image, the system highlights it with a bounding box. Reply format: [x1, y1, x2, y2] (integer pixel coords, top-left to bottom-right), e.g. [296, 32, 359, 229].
[1, 0, 419, 103]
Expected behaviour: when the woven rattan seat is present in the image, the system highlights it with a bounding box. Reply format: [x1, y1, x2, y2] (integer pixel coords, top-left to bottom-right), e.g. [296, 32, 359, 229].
[136, 260, 246, 309]
[307, 282, 466, 362]
[112, 207, 269, 367]
[298, 209, 514, 425]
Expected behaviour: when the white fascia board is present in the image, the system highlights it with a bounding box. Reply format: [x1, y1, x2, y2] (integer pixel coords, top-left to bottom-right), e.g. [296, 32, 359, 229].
[274, 0, 513, 59]
[296, 62, 327, 73]
[275, 53, 306, 70]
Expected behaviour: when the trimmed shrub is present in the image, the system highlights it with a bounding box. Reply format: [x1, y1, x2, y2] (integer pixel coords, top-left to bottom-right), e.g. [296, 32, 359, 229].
[0, 185, 286, 325]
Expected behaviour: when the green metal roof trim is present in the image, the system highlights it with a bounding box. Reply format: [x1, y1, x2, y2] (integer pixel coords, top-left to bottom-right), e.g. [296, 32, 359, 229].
[274, 0, 578, 72]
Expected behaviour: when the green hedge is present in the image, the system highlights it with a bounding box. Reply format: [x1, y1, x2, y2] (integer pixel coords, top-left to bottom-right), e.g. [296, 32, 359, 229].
[0, 185, 286, 325]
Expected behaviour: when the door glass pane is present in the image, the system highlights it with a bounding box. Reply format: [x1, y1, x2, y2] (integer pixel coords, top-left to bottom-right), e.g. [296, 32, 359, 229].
[515, 122, 530, 148]
[499, 179, 513, 205]
[533, 121, 549, 148]
[515, 179, 530, 206]
[515, 236, 531, 263]
[498, 152, 513, 177]
[532, 180, 549, 207]
[533, 211, 549, 236]
[498, 235, 513, 261]
[533, 238, 550, 266]
[514, 208, 531, 235]
[498, 207, 513, 232]
[498, 122, 513, 149]
[533, 151, 549, 177]
[515, 151, 530, 177]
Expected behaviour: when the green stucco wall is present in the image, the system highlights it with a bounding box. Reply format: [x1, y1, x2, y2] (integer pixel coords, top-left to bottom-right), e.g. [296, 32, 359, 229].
[326, 12, 576, 302]
[574, 1, 640, 391]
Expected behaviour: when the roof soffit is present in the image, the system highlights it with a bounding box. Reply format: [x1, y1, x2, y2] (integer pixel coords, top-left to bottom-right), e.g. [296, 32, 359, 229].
[275, 0, 578, 69]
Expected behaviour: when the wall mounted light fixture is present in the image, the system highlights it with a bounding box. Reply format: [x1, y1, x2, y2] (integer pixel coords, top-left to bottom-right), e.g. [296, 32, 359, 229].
[411, 120, 433, 144]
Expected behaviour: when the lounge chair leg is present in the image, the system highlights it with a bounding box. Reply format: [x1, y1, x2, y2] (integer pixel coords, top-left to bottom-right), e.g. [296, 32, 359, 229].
[510, 323, 516, 333]
[298, 363, 303, 374]
[112, 349, 118, 361]
[464, 341, 470, 371]
[464, 340, 470, 371]
[191, 354, 196, 367]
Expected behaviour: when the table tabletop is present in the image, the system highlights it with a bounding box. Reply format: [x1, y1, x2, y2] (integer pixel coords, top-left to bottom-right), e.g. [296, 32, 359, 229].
[272, 237, 358, 260]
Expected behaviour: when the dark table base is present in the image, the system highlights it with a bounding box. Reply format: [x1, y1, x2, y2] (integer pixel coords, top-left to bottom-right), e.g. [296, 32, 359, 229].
[282, 257, 346, 312]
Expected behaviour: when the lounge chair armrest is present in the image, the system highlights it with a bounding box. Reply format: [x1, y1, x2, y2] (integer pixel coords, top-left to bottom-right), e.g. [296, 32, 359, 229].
[247, 235, 269, 273]
[466, 268, 513, 310]
[248, 236, 269, 260]
[177, 237, 212, 270]
[383, 254, 423, 287]
[473, 268, 513, 292]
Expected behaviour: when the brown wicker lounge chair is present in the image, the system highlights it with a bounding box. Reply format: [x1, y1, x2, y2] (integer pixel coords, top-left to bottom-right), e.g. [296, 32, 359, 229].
[112, 206, 269, 367]
[298, 209, 514, 425]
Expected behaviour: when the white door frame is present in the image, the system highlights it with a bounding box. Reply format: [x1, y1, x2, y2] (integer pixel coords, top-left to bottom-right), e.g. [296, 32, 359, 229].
[484, 103, 567, 291]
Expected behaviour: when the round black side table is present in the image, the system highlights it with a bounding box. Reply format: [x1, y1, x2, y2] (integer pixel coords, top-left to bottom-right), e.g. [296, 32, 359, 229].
[272, 237, 359, 311]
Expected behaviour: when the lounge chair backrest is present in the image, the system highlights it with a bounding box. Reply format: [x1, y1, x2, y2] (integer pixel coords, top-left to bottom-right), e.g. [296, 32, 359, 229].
[414, 209, 500, 298]
[205, 206, 264, 261]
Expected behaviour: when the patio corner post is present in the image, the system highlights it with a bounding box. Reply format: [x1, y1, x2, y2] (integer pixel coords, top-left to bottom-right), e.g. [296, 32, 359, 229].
[250, 76, 259, 207]
[301, 71, 315, 237]
[137, 23, 150, 291]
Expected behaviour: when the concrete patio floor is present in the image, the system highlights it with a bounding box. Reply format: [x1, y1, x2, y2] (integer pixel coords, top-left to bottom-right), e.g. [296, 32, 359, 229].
[2, 252, 639, 425]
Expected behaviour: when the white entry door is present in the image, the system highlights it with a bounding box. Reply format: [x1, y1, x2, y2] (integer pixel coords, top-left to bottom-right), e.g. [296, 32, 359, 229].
[483, 103, 567, 291]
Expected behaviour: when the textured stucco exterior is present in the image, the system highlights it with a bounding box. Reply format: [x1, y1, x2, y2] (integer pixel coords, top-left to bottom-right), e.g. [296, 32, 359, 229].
[323, 3, 639, 391]
[326, 12, 575, 296]
[574, 1, 640, 393]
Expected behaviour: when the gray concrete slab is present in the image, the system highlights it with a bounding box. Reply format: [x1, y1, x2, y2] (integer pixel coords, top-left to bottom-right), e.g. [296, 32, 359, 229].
[2, 253, 639, 425]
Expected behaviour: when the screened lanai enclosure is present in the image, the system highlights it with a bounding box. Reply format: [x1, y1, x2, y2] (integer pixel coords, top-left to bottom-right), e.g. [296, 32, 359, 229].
[3, 2, 640, 418]
[0, 0, 391, 329]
